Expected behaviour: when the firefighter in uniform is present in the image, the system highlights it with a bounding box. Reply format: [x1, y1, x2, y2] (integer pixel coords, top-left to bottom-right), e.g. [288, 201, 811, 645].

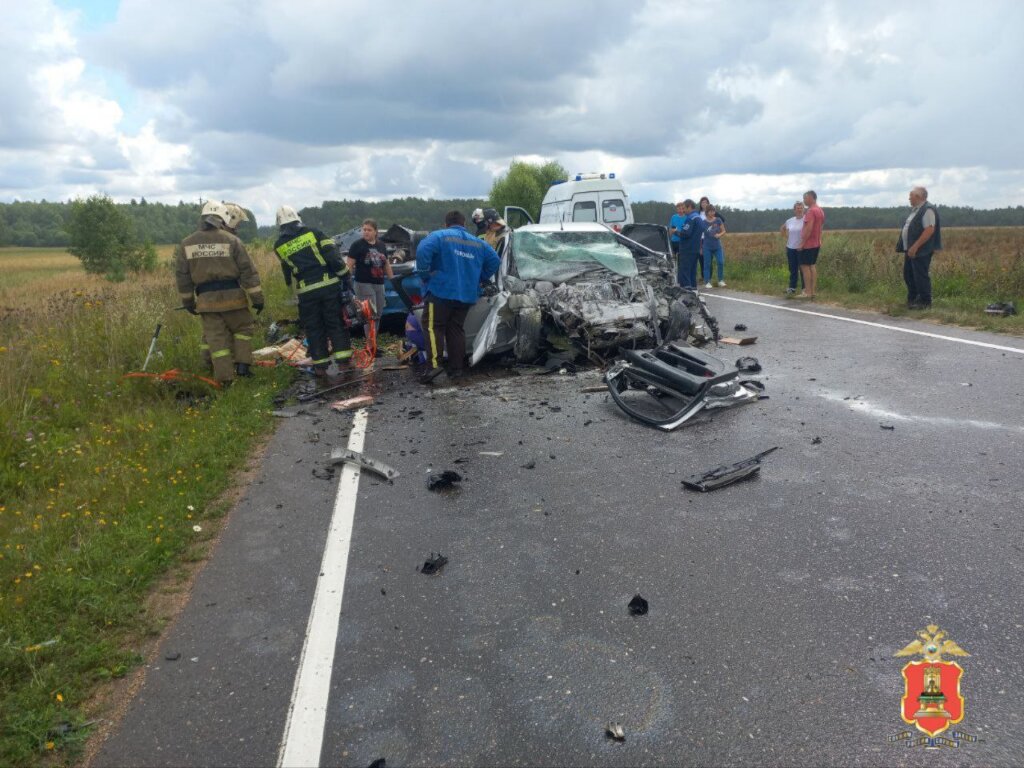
[176, 201, 264, 384]
[195, 202, 252, 370]
[273, 206, 353, 376]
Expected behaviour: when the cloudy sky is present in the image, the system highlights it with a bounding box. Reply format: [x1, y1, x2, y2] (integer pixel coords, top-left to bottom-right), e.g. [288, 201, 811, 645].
[2, 0, 1022, 225]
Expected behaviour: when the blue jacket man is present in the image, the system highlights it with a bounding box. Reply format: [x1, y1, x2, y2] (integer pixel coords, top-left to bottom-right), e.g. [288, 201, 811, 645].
[675, 199, 705, 288]
[415, 210, 501, 383]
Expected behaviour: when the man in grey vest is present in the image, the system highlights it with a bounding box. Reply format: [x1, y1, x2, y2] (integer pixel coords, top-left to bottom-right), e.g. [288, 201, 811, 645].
[896, 186, 942, 309]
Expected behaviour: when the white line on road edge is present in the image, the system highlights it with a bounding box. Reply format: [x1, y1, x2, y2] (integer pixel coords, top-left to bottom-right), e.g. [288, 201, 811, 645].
[278, 408, 368, 768]
[706, 294, 1024, 355]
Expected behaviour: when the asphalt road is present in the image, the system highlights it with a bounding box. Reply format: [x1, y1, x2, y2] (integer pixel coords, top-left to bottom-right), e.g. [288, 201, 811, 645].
[93, 291, 1024, 767]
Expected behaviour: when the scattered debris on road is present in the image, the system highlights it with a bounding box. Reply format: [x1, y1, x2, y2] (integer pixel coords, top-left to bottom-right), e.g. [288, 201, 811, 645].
[580, 384, 607, 393]
[733, 323, 748, 331]
[330, 448, 399, 483]
[628, 594, 649, 616]
[880, 423, 896, 430]
[479, 451, 504, 457]
[720, 335, 757, 345]
[368, 759, 387, 768]
[521, 460, 536, 469]
[811, 436, 823, 445]
[427, 470, 462, 491]
[164, 651, 181, 661]
[605, 722, 626, 741]
[735, 356, 762, 373]
[682, 447, 780, 492]
[606, 343, 763, 430]
[271, 406, 310, 418]
[331, 395, 374, 412]
[419, 553, 448, 575]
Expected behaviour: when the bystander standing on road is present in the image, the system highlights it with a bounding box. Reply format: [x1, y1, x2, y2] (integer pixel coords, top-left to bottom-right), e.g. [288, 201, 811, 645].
[897, 186, 942, 309]
[797, 190, 825, 299]
[702, 204, 727, 288]
[415, 210, 500, 384]
[780, 201, 806, 295]
[697, 196, 711, 278]
[668, 202, 686, 273]
[675, 199, 705, 289]
[347, 218, 393, 330]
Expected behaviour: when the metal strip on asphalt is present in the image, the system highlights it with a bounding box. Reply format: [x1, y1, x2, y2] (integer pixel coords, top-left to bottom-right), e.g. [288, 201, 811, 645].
[705, 294, 1024, 355]
[277, 408, 368, 768]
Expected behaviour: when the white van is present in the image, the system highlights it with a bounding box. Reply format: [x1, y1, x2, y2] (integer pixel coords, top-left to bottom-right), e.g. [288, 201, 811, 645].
[538, 172, 634, 230]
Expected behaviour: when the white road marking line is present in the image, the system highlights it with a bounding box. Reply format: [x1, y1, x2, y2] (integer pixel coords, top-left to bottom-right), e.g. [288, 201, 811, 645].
[817, 390, 1024, 434]
[705, 294, 1024, 355]
[278, 408, 368, 768]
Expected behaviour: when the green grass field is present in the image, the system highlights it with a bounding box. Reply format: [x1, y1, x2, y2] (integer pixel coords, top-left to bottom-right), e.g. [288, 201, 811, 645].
[0, 245, 297, 766]
[722, 227, 1024, 334]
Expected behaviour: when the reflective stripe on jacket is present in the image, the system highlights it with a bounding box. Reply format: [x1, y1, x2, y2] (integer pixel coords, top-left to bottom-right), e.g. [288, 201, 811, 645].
[273, 226, 349, 295]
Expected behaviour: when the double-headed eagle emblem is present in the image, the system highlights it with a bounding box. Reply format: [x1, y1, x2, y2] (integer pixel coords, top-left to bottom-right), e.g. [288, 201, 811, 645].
[895, 624, 970, 663]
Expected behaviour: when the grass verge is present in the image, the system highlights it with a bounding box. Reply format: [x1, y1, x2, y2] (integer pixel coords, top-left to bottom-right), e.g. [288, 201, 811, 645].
[722, 228, 1024, 334]
[0, 246, 295, 767]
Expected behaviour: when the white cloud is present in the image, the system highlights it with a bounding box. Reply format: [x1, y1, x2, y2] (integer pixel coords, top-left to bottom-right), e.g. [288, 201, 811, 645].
[2, 0, 1024, 222]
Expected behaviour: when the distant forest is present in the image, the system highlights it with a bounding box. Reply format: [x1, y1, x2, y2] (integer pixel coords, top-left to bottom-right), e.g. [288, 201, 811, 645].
[3, 197, 1024, 247]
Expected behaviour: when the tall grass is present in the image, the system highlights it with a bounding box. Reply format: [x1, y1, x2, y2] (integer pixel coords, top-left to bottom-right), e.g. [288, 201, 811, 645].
[0, 246, 294, 766]
[723, 227, 1024, 332]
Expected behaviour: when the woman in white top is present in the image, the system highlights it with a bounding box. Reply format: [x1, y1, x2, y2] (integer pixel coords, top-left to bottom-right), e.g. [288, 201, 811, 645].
[780, 201, 806, 295]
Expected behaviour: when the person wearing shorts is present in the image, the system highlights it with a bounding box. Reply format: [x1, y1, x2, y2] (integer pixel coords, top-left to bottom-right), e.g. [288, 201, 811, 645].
[797, 190, 825, 298]
[347, 218, 394, 329]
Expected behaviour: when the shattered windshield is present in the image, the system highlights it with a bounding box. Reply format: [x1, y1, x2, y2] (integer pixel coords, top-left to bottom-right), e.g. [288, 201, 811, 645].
[512, 230, 639, 282]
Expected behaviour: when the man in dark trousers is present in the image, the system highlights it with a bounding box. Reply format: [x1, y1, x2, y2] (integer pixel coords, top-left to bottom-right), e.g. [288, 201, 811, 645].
[175, 200, 264, 385]
[415, 210, 500, 383]
[273, 205, 353, 376]
[675, 199, 705, 288]
[897, 186, 942, 309]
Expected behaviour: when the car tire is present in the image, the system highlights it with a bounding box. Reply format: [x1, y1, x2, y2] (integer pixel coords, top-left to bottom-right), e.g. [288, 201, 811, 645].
[513, 308, 542, 363]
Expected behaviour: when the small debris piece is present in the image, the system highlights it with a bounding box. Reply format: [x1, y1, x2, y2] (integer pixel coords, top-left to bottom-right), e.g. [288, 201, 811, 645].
[733, 323, 748, 331]
[452, 457, 470, 464]
[605, 722, 626, 741]
[24, 639, 58, 653]
[880, 423, 896, 430]
[272, 406, 309, 418]
[407, 409, 424, 418]
[720, 336, 757, 345]
[164, 652, 181, 661]
[521, 460, 536, 469]
[331, 395, 374, 412]
[984, 301, 1016, 316]
[420, 553, 448, 575]
[580, 385, 607, 393]
[307, 432, 320, 443]
[811, 436, 822, 445]
[735, 356, 762, 373]
[479, 451, 504, 457]
[330, 448, 399, 482]
[311, 466, 335, 480]
[368, 760, 387, 768]
[427, 470, 462, 491]
[628, 594, 649, 616]
[682, 447, 779, 492]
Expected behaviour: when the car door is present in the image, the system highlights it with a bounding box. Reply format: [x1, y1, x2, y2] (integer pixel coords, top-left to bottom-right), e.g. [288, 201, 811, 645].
[467, 237, 517, 365]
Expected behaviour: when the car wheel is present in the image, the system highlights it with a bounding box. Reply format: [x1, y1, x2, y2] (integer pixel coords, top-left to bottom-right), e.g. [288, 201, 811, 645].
[513, 308, 542, 363]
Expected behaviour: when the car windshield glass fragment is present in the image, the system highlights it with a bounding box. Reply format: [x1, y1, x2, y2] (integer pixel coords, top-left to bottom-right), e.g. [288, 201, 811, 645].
[513, 231, 639, 281]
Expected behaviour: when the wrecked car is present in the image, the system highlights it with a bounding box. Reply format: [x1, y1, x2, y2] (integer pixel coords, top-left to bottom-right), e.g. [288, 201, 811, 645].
[401, 221, 721, 367]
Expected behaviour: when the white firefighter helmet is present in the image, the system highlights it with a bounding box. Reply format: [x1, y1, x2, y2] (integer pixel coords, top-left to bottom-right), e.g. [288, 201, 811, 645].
[222, 202, 249, 230]
[200, 200, 230, 227]
[276, 205, 301, 227]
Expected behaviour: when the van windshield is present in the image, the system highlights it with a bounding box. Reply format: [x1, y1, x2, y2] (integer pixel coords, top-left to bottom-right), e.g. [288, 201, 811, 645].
[512, 230, 639, 282]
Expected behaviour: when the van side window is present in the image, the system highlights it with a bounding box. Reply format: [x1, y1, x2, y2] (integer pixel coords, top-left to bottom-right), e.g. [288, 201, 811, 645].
[572, 201, 597, 222]
[602, 199, 626, 223]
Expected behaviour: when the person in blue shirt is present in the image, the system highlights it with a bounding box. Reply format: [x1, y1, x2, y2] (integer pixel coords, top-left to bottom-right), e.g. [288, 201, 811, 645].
[675, 199, 706, 288]
[668, 201, 686, 272]
[415, 210, 501, 383]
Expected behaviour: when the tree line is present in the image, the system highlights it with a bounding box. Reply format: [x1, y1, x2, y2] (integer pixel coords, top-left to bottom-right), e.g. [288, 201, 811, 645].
[0, 198, 257, 248]
[3, 196, 1024, 248]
